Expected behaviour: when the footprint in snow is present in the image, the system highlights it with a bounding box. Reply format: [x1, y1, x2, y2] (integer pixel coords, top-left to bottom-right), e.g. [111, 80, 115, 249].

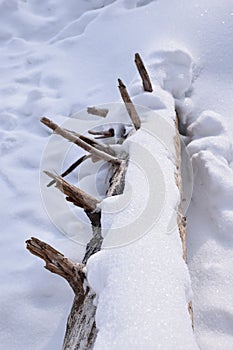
[49, 12, 99, 44]
[148, 50, 193, 99]
[0, 113, 18, 131]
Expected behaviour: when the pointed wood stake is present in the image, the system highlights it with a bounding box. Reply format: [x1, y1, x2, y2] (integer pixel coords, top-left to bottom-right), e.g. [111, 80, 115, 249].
[134, 53, 153, 92]
[118, 79, 141, 130]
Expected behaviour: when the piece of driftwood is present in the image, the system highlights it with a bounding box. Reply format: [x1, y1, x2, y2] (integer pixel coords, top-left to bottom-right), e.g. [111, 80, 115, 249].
[87, 107, 109, 118]
[134, 53, 153, 92]
[118, 78, 141, 130]
[47, 155, 91, 187]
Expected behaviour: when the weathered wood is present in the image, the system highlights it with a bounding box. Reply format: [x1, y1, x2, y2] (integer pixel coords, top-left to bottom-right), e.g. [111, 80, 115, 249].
[134, 53, 153, 92]
[62, 156, 129, 349]
[62, 291, 97, 350]
[88, 128, 115, 139]
[26, 237, 85, 295]
[118, 79, 141, 130]
[106, 159, 128, 197]
[47, 155, 91, 187]
[174, 116, 187, 262]
[37, 114, 130, 350]
[82, 212, 102, 264]
[41, 117, 121, 165]
[174, 114, 194, 329]
[87, 107, 109, 118]
[27, 55, 195, 349]
[44, 171, 99, 212]
[64, 128, 115, 155]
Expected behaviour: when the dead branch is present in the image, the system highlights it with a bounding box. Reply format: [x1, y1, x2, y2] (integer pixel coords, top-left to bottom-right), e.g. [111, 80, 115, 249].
[118, 79, 141, 130]
[106, 159, 128, 197]
[62, 291, 97, 350]
[26, 237, 85, 295]
[87, 107, 109, 118]
[41, 117, 121, 165]
[134, 53, 153, 92]
[47, 155, 91, 187]
[64, 128, 115, 155]
[88, 128, 115, 139]
[82, 220, 102, 264]
[45, 171, 99, 212]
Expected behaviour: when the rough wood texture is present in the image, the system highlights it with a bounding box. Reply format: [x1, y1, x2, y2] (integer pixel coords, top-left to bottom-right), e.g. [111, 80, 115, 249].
[26, 237, 85, 295]
[41, 117, 120, 165]
[106, 159, 128, 197]
[82, 213, 102, 264]
[36, 117, 129, 350]
[88, 128, 115, 139]
[64, 128, 115, 156]
[174, 114, 194, 329]
[62, 291, 97, 350]
[118, 79, 141, 130]
[47, 155, 91, 187]
[134, 53, 153, 92]
[87, 107, 109, 118]
[44, 171, 99, 212]
[27, 57, 195, 349]
[62, 156, 128, 349]
[174, 116, 186, 262]
[26, 237, 97, 350]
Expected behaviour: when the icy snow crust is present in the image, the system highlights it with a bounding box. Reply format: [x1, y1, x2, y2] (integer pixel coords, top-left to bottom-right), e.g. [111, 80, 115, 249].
[1, 0, 233, 349]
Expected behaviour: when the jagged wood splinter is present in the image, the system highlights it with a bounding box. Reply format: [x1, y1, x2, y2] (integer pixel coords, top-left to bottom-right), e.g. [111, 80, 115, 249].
[118, 78, 141, 130]
[134, 53, 153, 92]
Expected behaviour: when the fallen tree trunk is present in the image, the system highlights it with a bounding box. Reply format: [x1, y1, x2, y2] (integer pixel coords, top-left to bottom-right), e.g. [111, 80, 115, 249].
[26, 53, 194, 349]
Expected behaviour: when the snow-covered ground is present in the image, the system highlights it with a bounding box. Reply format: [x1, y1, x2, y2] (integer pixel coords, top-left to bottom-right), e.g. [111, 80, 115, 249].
[1, 0, 233, 349]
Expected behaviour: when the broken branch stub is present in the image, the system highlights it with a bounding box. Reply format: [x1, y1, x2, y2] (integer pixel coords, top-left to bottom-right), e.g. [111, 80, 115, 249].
[134, 53, 153, 92]
[118, 79, 141, 130]
[44, 171, 99, 212]
[26, 237, 85, 295]
[87, 106, 109, 118]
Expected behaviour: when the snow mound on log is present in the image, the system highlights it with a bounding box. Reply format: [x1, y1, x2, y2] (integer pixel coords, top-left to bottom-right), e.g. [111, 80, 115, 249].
[87, 92, 197, 348]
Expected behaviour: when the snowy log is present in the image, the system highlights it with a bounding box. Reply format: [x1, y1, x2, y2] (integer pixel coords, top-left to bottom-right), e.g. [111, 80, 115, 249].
[26, 53, 196, 349]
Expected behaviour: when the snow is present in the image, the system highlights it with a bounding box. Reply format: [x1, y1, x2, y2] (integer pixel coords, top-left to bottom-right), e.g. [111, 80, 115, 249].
[87, 234, 196, 350]
[186, 114, 233, 350]
[1, 0, 233, 349]
[87, 94, 197, 348]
